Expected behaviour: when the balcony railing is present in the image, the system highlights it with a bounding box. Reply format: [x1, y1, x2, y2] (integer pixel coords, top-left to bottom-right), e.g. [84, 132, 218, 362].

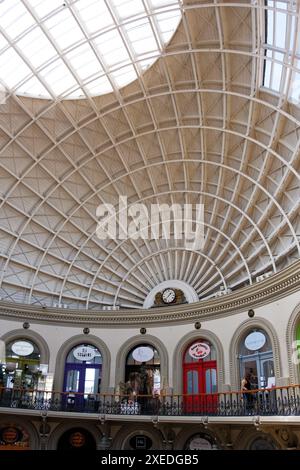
[1, 385, 300, 416]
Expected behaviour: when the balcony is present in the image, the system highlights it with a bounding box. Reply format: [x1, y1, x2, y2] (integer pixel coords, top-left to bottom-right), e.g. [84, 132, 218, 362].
[1, 385, 300, 417]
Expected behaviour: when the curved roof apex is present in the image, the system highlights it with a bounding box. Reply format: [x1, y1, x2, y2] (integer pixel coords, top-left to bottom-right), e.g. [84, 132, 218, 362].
[0, 0, 299, 310]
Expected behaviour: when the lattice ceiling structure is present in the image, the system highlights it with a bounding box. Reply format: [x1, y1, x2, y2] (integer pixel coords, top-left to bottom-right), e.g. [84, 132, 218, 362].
[0, 0, 299, 310]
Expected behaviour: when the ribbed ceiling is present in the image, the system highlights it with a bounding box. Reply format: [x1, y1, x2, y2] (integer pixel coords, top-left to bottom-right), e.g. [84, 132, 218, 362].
[0, 0, 299, 310]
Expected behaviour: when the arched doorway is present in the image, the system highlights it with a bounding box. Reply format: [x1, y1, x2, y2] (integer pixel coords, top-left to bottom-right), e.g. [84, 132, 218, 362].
[125, 344, 160, 395]
[248, 435, 278, 450]
[57, 427, 96, 450]
[3, 339, 41, 389]
[63, 344, 102, 410]
[238, 329, 275, 389]
[182, 339, 217, 413]
[122, 344, 160, 414]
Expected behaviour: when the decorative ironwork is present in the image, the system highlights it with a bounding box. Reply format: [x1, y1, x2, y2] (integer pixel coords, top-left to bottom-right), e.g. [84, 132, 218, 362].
[1, 385, 300, 417]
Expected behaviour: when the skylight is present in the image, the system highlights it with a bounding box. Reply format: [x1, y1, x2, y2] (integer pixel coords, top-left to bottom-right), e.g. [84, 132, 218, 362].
[0, 0, 182, 99]
[263, 0, 300, 103]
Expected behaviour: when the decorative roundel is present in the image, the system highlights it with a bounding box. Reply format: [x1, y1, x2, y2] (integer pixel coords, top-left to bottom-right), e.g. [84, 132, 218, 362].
[189, 342, 211, 359]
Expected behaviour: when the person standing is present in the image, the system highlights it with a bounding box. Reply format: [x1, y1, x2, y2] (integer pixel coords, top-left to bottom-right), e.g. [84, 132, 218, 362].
[241, 374, 253, 413]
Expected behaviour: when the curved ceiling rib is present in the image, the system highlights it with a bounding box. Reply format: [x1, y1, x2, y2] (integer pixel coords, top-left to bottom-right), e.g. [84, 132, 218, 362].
[0, 0, 299, 310]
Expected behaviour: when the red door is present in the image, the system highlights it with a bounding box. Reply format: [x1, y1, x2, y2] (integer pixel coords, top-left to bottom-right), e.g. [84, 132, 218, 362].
[183, 360, 217, 414]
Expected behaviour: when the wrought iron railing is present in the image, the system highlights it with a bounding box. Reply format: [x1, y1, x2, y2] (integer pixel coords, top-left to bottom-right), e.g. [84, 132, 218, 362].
[1, 385, 300, 416]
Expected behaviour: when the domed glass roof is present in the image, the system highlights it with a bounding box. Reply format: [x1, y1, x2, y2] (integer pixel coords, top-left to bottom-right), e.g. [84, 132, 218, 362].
[0, 0, 299, 311]
[0, 0, 181, 98]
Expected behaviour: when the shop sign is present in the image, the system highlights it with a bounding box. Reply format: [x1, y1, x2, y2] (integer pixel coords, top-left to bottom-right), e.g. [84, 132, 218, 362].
[132, 346, 154, 362]
[189, 342, 210, 359]
[73, 346, 96, 361]
[245, 332, 266, 351]
[11, 341, 34, 357]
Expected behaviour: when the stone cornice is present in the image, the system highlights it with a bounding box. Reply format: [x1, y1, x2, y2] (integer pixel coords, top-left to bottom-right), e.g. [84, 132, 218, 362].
[0, 260, 299, 327]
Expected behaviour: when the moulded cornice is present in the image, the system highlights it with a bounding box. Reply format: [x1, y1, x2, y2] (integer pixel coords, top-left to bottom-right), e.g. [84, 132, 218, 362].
[0, 260, 299, 327]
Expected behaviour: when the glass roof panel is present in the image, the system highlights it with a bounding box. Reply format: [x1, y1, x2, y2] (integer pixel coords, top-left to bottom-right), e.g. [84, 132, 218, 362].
[66, 44, 103, 81]
[44, 9, 85, 51]
[263, 0, 299, 99]
[0, 48, 31, 88]
[0, 0, 35, 39]
[0, 0, 182, 99]
[27, 0, 65, 19]
[39, 59, 78, 96]
[75, 0, 113, 34]
[113, 0, 145, 20]
[0, 33, 8, 52]
[94, 30, 131, 68]
[16, 27, 57, 68]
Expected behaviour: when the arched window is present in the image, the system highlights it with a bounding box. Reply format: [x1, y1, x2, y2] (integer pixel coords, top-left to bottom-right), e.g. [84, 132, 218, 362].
[249, 435, 277, 450]
[124, 344, 160, 395]
[57, 428, 96, 450]
[63, 344, 102, 396]
[184, 432, 219, 450]
[3, 339, 41, 389]
[238, 329, 275, 389]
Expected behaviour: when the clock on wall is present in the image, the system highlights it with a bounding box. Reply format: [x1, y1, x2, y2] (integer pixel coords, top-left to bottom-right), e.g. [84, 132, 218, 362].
[162, 288, 176, 304]
[153, 288, 186, 307]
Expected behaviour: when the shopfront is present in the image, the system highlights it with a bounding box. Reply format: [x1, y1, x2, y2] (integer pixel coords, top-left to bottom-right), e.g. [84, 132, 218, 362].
[63, 344, 102, 409]
[2, 339, 43, 389]
[57, 427, 96, 450]
[125, 344, 160, 396]
[183, 339, 217, 413]
[238, 329, 275, 390]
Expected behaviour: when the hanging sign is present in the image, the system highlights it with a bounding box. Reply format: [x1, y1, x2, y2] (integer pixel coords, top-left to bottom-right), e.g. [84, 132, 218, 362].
[132, 346, 154, 362]
[244, 332, 266, 351]
[73, 346, 96, 361]
[11, 341, 34, 357]
[188, 342, 210, 359]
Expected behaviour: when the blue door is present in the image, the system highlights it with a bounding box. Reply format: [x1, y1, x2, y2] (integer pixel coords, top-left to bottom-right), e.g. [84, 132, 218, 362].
[63, 363, 101, 410]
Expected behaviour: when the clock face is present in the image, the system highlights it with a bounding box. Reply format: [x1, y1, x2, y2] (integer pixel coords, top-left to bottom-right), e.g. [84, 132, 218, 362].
[162, 288, 176, 304]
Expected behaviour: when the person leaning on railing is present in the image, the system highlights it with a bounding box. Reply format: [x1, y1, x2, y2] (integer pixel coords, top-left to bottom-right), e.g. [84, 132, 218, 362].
[241, 374, 253, 412]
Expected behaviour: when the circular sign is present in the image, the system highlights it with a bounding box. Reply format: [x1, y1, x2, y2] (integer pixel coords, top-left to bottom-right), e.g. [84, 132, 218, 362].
[11, 341, 34, 357]
[69, 432, 86, 448]
[73, 346, 96, 361]
[189, 342, 210, 359]
[132, 346, 154, 362]
[245, 332, 266, 351]
[189, 437, 212, 450]
[1, 427, 20, 444]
